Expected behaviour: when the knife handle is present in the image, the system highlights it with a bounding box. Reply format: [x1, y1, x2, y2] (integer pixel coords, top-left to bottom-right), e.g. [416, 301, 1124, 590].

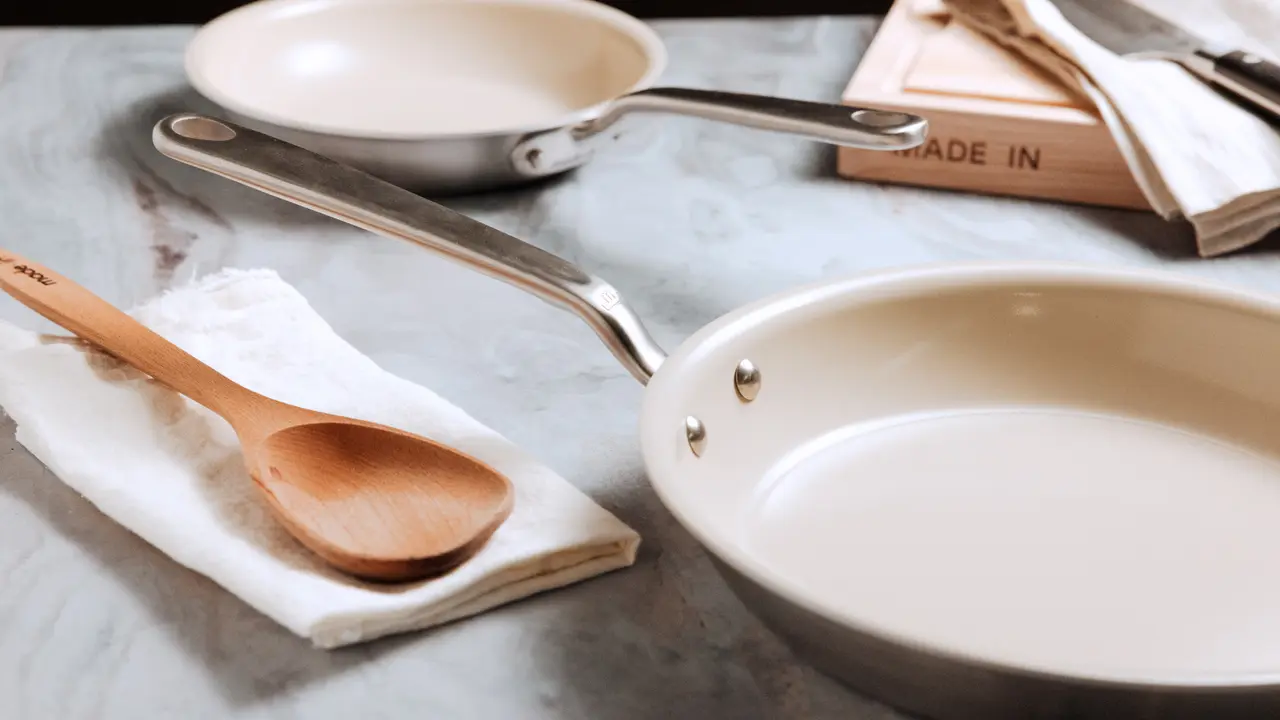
[1190, 49, 1280, 126]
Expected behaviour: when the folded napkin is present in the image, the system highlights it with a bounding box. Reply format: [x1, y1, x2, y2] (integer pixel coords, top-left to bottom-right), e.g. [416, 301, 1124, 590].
[941, 0, 1280, 256]
[0, 268, 640, 648]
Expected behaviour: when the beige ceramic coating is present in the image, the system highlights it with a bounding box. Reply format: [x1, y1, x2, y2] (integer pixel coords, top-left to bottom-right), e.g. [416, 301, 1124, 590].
[640, 264, 1280, 685]
[186, 0, 665, 138]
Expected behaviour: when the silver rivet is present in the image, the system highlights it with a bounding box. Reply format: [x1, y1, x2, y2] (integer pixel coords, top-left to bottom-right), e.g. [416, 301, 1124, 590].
[1242, 53, 1263, 65]
[734, 359, 761, 402]
[685, 416, 706, 457]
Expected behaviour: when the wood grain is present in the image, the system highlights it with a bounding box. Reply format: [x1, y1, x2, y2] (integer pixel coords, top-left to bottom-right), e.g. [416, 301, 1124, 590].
[0, 247, 514, 582]
[906, 21, 1076, 107]
[837, 0, 1150, 210]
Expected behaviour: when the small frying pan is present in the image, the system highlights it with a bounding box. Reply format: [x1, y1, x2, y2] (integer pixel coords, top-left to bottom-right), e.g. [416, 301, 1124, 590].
[155, 114, 1280, 719]
[182, 0, 927, 194]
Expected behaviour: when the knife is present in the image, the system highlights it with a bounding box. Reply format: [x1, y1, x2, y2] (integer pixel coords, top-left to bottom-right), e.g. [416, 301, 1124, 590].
[1050, 0, 1280, 125]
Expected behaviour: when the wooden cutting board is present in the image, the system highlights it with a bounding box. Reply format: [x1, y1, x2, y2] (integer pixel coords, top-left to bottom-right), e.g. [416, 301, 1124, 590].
[838, 0, 1151, 210]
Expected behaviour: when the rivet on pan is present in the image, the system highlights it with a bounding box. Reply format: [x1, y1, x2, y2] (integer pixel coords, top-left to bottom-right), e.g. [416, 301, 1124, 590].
[685, 416, 707, 457]
[733, 359, 761, 402]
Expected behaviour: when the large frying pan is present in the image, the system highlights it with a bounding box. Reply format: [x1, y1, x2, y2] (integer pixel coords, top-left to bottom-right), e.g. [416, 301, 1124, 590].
[182, 0, 928, 194]
[155, 114, 1280, 719]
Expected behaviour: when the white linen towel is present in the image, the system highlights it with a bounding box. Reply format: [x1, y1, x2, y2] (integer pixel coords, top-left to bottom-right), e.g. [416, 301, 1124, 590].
[0, 267, 641, 649]
[941, 0, 1280, 256]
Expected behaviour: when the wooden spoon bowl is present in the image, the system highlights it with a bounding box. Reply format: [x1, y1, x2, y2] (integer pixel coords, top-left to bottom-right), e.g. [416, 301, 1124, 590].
[251, 419, 513, 580]
[0, 250, 514, 583]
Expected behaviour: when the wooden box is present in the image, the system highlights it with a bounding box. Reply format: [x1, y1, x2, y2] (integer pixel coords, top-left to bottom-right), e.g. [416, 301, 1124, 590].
[838, 0, 1151, 210]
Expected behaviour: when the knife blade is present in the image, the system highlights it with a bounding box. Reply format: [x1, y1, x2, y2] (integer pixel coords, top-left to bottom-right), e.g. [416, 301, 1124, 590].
[1050, 0, 1280, 125]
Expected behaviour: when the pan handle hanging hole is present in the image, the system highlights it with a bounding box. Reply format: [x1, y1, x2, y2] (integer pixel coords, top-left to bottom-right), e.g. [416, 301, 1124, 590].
[524, 148, 542, 170]
[685, 416, 707, 457]
[734, 359, 761, 402]
[169, 116, 237, 142]
[850, 109, 914, 128]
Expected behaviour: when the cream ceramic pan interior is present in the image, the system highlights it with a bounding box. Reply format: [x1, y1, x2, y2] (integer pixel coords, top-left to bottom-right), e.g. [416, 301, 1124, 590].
[185, 0, 666, 138]
[641, 264, 1280, 693]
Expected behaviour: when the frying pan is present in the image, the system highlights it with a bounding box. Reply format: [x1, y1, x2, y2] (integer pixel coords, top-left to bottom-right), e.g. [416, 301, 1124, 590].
[182, 0, 928, 194]
[154, 113, 1280, 719]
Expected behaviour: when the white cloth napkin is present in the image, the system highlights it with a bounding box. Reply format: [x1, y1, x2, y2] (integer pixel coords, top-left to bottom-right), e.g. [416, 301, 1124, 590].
[941, 0, 1280, 256]
[0, 268, 640, 649]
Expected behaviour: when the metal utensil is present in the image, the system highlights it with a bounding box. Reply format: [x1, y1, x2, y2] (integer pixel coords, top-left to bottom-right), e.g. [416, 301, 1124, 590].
[1051, 0, 1280, 124]
[156, 113, 1280, 719]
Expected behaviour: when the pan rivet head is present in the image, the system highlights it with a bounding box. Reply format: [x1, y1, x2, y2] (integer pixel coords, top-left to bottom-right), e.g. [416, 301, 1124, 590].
[685, 416, 707, 457]
[1242, 53, 1263, 65]
[734, 359, 761, 402]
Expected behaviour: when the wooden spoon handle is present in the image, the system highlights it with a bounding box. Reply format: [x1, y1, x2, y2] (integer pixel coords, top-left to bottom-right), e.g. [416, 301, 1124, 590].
[0, 250, 256, 421]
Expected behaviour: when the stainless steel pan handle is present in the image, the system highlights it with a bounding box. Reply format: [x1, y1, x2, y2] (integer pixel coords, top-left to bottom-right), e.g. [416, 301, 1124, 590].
[153, 114, 669, 384]
[510, 87, 929, 177]
[584, 88, 928, 149]
[153, 109, 924, 383]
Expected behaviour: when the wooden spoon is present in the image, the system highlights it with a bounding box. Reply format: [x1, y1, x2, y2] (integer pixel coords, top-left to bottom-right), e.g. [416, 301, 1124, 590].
[0, 250, 514, 582]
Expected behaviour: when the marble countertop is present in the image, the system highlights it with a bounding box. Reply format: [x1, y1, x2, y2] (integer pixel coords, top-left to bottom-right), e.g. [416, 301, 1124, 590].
[3, 15, 1280, 720]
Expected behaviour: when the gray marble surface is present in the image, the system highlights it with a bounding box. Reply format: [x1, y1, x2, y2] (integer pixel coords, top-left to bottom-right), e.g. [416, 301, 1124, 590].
[2, 15, 1280, 720]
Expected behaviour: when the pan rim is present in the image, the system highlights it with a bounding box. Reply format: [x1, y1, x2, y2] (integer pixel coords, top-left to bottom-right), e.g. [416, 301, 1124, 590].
[639, 259, 1280, 692]
[183, 0, 669, 142]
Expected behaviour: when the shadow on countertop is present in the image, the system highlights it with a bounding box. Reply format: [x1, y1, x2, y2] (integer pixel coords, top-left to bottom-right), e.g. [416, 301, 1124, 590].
[94, 86, 359, 232]
[514, 459, 888, 720]
[1074, 206, 1280, 262]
